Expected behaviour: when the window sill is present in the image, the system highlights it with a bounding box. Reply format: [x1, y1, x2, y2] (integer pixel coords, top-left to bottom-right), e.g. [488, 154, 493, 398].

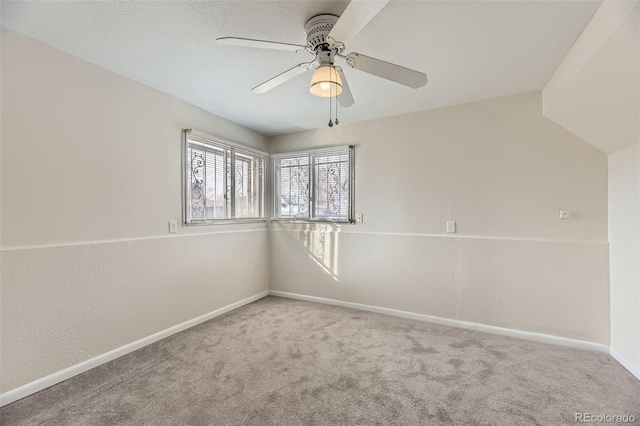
[185, 218, 268, 226]
[271, 218, 354, 225]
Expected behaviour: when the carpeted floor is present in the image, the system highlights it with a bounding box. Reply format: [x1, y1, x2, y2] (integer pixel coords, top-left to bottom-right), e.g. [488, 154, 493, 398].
[1, 296, 639, 425]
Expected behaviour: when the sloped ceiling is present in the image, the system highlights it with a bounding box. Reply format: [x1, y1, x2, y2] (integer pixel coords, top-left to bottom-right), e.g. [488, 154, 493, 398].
[2, 0, 601, 135]
[543, 1, 639, 155]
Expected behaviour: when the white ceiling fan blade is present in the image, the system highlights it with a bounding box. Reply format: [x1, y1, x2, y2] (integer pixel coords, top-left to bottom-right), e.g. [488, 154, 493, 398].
[217, 37, 307, 52]
[341, 53, 427, 89]
[327, 0, 389, 46]
[251, 62, 314, 94]
[335, 67, 354, 107]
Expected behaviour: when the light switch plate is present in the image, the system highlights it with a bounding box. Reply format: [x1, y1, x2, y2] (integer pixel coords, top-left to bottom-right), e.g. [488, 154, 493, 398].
[559, 210, 570, 219]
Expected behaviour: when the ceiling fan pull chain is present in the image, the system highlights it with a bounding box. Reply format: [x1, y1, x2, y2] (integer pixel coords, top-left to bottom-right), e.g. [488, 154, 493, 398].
[335, 91, 339, 125]
[328, 79, 334, 127]
[333, 73, 339, 126]
[331, 67, 338, 126]
[334, 67, 339, 125]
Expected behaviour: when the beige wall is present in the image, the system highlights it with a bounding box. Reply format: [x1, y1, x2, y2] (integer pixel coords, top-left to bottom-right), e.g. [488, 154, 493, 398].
[1, 28, 268, 248]
[271, 92, 607, 241]
[609, 143, 640, 374]
[543, 0, 639, 155]
[542, 0, 639, 378]
[269, 92, 610, 344]
[0, 28, 269, 394]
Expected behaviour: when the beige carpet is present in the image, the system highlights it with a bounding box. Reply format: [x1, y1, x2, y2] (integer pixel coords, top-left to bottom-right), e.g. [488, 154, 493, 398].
[2, 296, 639, 425]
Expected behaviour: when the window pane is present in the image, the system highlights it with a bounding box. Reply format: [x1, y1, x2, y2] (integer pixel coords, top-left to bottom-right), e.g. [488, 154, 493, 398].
[272, 146, 352, 222]
[188, 147, 206, 220]
[313, 153, 350, 220]
[234, 154, 251, 218]
[276, 156, 310, 219]
[188, 145, 228, 221]
[185, 131, 266, 223]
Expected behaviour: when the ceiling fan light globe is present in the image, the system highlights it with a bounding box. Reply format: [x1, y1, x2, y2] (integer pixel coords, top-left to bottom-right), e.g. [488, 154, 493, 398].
[310, 66, 343, 98]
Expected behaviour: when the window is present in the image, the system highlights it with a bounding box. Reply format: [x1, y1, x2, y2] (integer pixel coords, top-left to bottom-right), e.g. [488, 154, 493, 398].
[183, 129, 266, 224]
[271, 146, 354, 222]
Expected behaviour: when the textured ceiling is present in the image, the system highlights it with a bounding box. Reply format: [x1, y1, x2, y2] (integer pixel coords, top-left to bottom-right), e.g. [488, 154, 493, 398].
[1, 0, 601, 136]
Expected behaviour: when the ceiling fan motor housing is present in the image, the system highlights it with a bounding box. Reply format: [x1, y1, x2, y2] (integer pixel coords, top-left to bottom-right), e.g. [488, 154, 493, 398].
[304, 14, 339, 52]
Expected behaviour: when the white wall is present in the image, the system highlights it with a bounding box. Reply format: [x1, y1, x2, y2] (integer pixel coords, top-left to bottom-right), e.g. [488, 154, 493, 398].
[0, 28, 269, 395]
[269, 92, 610, 345]
[542, 0, 640, 379]
[609, 143, 640, 377]
[543, 0, 639, 154]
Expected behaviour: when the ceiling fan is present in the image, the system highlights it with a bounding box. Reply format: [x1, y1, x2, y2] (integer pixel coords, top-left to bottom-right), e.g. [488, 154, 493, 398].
[217, 0, 427, 108]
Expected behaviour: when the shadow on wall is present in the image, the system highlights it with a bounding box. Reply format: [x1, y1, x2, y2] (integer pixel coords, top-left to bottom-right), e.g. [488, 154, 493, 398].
[276, 221, 341, 281]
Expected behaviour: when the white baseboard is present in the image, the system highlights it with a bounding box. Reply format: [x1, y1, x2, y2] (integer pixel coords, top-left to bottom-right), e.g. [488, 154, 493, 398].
[3, 289, 625, 408]
[610, 348, 640, 381]
[0, 290, 269, 407]
[269, 290, 610, 354]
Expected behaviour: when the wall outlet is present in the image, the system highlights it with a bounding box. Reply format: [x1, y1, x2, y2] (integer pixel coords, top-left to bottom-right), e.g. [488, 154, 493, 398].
[169, 220, 178, 233]
[559, 210, 570, 219]
[356, 213, 364, 224]
[446, 220, 456, 233]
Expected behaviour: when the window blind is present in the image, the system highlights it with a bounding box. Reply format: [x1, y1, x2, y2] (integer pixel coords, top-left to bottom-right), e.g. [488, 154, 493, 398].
[271, 145, 354, 223]
[184, 130, 266, 223]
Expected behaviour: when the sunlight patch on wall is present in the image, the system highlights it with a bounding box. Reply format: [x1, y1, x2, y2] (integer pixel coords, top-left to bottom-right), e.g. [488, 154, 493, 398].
[276, 222, 340, 281]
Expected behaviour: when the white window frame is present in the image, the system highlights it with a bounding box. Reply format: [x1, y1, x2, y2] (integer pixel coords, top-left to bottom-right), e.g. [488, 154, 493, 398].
[182, 129, 267, 225]
[271, 145, 355, 223]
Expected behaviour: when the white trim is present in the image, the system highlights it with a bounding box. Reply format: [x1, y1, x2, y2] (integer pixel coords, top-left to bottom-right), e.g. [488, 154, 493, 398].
[270, 144, 352, 158]
[269, 290, 609, 353]
[0, 291, 269, 407]
[0, 228, 268, 252]
[185, 128, 268, 156]
[610, 348, 640, 381]
[268, 228, 607, 245]
[2, 228, 607, 253]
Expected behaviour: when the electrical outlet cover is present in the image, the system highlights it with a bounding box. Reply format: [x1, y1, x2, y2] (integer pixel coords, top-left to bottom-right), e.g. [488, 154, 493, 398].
[446, 221, 456, 233]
